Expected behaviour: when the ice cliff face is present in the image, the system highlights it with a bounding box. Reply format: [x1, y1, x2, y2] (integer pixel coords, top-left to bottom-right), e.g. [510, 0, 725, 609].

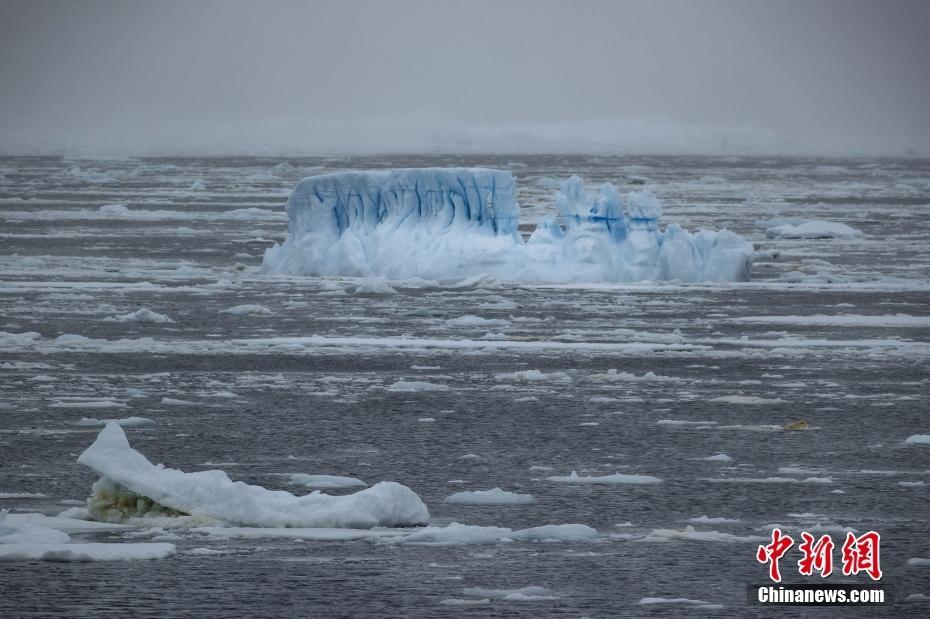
[262, 168, 752, 283]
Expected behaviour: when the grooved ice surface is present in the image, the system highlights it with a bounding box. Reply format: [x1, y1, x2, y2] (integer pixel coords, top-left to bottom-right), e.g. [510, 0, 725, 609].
[262, 168, 753, 282]
[78, 423, 430, 528]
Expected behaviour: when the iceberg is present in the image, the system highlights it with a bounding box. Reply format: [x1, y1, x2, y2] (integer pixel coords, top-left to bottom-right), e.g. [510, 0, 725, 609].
[78, 423, 430, 528]
[262, 168, 753, 283]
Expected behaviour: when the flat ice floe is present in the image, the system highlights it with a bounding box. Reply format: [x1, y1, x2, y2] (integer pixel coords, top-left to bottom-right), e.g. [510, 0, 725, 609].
[905, 435, 930, 445]
[288, 474, 367, 489]
[461, 586, 559, 601]
[78, 423, 429, 528]
[0, 510, 172, 562]
[105, 308, 174, 323]
[445, 488, 536, 505]
[392, 522, 598, 545]
[732, 314, 930, 328]
[547, 471, 662, 484]
[262, 169, 753, 283]
[766, 220, 863, 239]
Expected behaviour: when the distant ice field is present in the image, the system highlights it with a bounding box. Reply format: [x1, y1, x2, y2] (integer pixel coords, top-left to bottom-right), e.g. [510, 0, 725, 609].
[0, 155, 928, 617]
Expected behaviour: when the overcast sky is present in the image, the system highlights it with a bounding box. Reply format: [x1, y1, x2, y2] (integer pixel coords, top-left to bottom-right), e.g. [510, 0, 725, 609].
[1, 0, 928, 156]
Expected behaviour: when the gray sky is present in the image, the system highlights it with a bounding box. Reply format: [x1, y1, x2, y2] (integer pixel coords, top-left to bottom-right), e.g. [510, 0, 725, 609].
[1, 0, 928, 156]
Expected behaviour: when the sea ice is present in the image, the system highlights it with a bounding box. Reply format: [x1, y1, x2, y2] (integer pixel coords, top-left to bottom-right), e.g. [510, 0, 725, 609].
[905, 435, 930, 445]
[462, 586, 558, 601]
[766, 220, 863, 239]
[445, 488, 536, 505]
[77, 423, 430, 528]
[546, 470, 662, 484]
[288, 474, 367, 489]
[106, 308, 174, 323]
[0, 510, 172, 562]
[393, 522, 598, 545]
[262, 169, 753, 283]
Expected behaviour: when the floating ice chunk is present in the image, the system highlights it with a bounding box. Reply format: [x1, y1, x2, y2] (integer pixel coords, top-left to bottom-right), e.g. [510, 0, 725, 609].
[220, 304, 271, 316]
[733, 313, 930, 328]
[4, 513, 130, 534]
[702, 453, 733, 462]
[386, 380, 449, 392]
[189, 179, 207, 191]
[445, 315, 511, 328]
[394, 522, 597, 545]
[445, 488, 536, 505]
[288, 474, 367, 489]
[766, 220, 863, 239]
[160, 397, 194, 406]
[547, 470, 662, 485]
[0, 510, 163, 562]
[0, 510, 72, 545]
[710, 395, 785, 405]
[106, 308, 174, 323]
[462, 586, 558, 601]
[262, 169, 753, 283]
[688, 516, 741, 524]
[77, 423, 429, 528]
[191, 526, 402, 541]
[907, 558, 930, 567]
[591, 369, 677, 382]
[905, 435, 930, 445]
[0, 492, 47, 499]
[76, 416, 154, 428]
[0, 542, 175, 561]
[98, 203, 130, 216]
[494, 369, 571, 382]
[352, 279, 398, 294]
[640, 526, 766, 543]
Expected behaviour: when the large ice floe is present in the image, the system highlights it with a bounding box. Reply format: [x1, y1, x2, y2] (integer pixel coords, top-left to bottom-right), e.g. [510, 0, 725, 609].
[262, 168, 753, 282]
[77, 423, 430, 528]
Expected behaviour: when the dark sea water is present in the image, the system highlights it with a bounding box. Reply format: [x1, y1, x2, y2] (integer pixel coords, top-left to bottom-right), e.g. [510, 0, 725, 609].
[0, 155, 928, 617]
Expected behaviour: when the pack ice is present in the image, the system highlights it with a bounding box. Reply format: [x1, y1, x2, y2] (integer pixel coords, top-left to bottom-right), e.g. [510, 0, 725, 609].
[262, 168, 753, 283]
[78, 423, 430, 528]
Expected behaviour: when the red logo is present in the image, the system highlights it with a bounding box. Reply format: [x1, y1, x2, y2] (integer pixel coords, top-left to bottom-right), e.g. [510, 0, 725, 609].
[757, 529, 882, 582]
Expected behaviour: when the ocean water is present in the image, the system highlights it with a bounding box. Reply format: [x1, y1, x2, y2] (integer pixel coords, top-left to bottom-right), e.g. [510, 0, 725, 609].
[0, 155, 928, 617]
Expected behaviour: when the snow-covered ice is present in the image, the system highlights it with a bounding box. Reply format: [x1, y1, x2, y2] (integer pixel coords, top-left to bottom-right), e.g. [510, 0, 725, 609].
[393, 522, 598, 545]
[462, 586, 558, 601]
[288, 474, 367, 489]
[262, 169, 753, 283]
[905, 435, 930, 445]
[546, 470, 662, 484]
[445, 488, 536, 505]
[106, 308, 174, 323]
[766, 220, 863, 239]
[77, 423, 430, 528]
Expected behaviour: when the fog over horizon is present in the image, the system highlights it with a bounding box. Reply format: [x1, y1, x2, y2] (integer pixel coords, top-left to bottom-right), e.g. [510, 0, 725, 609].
[1, 0, 928, 158]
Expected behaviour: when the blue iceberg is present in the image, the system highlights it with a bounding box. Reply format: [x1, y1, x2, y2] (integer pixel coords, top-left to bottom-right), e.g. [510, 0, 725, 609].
[262, 168, 752, 283]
